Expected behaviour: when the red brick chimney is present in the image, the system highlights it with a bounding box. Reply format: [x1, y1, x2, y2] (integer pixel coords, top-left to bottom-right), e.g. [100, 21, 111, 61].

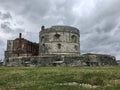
[19, 33, 22, 49]
[19, 33, 22, 39]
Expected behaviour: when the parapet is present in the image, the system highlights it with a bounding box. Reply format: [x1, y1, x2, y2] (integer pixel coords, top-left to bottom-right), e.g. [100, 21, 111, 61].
[40, 25, 80, 35]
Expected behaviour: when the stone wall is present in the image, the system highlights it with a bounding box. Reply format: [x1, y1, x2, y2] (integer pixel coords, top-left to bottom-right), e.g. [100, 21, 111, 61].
[39, 26, 80, 55]
[4, 53, 117, 66]
[82, 53, 117, 66]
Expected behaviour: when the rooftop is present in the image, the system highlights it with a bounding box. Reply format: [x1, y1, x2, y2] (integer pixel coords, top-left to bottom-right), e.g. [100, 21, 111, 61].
[41, 25, 80, 35]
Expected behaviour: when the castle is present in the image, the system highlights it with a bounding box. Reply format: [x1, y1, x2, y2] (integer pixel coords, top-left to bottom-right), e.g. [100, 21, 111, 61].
[4, 25, 117, 66]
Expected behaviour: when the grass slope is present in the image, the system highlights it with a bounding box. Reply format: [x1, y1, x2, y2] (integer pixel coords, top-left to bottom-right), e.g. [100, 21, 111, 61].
[0, 66, 120, 90]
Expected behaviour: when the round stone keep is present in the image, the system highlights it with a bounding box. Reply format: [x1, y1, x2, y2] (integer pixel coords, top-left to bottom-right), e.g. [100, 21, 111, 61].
[39, 25, 80, 55]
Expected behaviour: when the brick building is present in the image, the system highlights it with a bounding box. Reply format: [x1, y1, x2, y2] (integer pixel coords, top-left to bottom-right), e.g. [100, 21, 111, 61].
[5, 33, 39, 59]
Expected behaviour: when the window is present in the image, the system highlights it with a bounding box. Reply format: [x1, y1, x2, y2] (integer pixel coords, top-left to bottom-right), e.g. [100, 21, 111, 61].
[57, 43, 61, 49]
[54, 34, 61, 40]
[71, 35, 77, 43]
[56, 59, 61, 61]
[42, 44, 45, 47]
[42, 44, 46, 53]
[41, 36, 45, 42]
[74, 45, 78, 50]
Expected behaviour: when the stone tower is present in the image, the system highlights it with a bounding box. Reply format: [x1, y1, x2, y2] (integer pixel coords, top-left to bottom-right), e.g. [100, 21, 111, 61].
[39, 25, 80, 55]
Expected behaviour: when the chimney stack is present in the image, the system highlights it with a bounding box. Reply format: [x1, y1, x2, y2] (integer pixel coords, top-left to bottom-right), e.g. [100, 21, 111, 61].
[19, 33, 22, 39]
[19, 33, 22, 50]
[41, 25, 45, 30]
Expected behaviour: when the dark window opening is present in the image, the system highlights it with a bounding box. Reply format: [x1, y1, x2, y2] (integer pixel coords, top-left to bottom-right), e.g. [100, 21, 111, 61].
[74, 45, 78, 50]
[57, 44, 61, 49]
[56, 59, 61, 61]
[54, 34, 61, 40]
[6, 59, 9, 63]
[41, 44, 47, 53]
[71, 35, 77, 43]
[42, 44, 45, 47]
[41, 36, 45, 42]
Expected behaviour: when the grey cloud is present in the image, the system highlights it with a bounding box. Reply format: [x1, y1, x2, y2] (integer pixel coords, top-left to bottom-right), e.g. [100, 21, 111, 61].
[81, 31, 120, 58]
[1, 23, 25, 35]
[0, 0, 77, 25]
[1, 23, 13, 33]
[75, 0, 120, 33]
[0, 47, 5, 59]
[0, 39, 4, 46]
[0, 0, 120, 59]
[0, 10, 25, 34]
[15, 28, 24, 33]
[2, 12, 12, 20]
[0, 11, 12, 20]
[0, 0, 51, 23]
[78, 0, 120, 60]
[0, 38, 5, 59]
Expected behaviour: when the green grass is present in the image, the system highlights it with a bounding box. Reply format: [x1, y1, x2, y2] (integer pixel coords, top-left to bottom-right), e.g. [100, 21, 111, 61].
[0, 66, 120, 90]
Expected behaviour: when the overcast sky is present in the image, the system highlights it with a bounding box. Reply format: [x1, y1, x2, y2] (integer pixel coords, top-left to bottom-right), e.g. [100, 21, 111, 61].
[0, 0, 120, 60]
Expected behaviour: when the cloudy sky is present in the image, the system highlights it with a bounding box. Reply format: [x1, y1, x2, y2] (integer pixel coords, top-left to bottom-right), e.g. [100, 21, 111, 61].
[0, 0, 120, 60]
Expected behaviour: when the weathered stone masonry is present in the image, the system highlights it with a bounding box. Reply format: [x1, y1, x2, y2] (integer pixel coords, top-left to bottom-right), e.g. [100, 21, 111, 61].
[4, 25, 117, 66]
[39, 26, 80, 55]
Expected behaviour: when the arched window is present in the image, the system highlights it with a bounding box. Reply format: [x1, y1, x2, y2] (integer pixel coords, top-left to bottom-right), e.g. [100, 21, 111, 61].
[57, 43, 61, 49]
[71, 35, 77, 43]
[54, 34, 61, 40]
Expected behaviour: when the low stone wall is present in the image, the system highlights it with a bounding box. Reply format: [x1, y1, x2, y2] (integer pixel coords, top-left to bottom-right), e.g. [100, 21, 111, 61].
[4, 54, 117, 66]
[82, 54, 117, 66]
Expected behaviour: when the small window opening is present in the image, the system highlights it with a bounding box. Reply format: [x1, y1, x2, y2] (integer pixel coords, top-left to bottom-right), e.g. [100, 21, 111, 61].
[71, 35, 77, 43]
[54, 34, 61, 39]
[41, 36, 45, 42]
[74, 45, 78, 50]
[57, 44, 61, 49]
[56, 59, 61, 61]
[42, 44, 45, 47]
